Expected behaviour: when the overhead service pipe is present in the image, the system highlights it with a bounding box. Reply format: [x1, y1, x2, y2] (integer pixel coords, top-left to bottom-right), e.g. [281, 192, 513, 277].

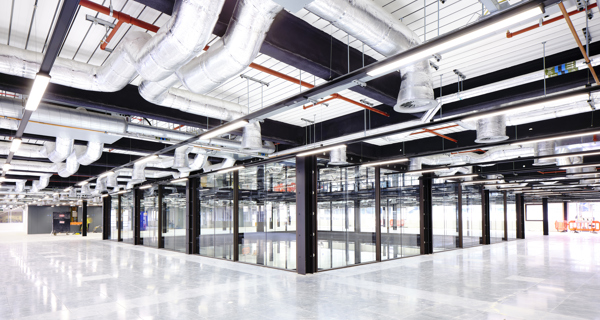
[305, 0, 435, 113]
[506, 2, 597, 38]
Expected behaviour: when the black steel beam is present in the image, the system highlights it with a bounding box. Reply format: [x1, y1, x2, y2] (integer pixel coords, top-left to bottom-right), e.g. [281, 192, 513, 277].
[82, 199, 87, 237]
[516, 194, 525, 239]
[40, 0, 80, 74]
[419, 174, 433, 254]
[542, 197, 549, 236]
[482, 188, 490, 245]
[296, 155, 317, 274]
[457, 183, 463, 248]
[375, 166, 381, 261]
[233, 171, 239, 261]
[102, 194, 111, 240]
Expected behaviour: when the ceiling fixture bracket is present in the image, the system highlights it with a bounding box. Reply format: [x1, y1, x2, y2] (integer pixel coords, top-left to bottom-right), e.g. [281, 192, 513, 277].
[453, 69, 467, 80]
[240, 74, 269, 87]
[85, 14, 116, 29]
[352, 80, 367, 88]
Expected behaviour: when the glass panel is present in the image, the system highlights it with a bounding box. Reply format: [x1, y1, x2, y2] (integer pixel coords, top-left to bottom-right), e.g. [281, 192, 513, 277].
[432, 181, 459, 251]
[199, 172, 234, 259]
[317, 165, 376, 270]
[238, 159, 296, 270]
[506, 193, 517, 239]
[121, 191, 135, 244]
[140, 187, 159, 247]
[380, 170, 420, 260]
[489, 191, 505, 243]
[110, 197, 119, 241]
[462, 185, 482, 247]
[163, 183, 187, 252]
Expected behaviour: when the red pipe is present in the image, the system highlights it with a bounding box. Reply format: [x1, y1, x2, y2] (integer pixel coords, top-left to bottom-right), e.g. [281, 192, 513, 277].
[100, 20, 123, 50]
[79, 0, 160, 33]
[507, 3, 597, 38]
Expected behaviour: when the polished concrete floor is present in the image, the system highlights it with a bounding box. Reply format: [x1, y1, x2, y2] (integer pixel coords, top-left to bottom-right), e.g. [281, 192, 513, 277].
[0, 232, 599, 320]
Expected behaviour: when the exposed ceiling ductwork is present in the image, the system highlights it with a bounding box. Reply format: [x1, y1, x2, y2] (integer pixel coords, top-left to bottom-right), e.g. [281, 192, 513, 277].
[475, 115, 509, 144]
[304, 0, 435, 113]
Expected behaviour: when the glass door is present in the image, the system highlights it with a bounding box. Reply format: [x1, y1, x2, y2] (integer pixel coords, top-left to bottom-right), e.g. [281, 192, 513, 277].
[140, 187, 159, 247]
[121, 191, 134, 244]
[162, 183, 187, 252]
[462, 185, 482, 247]
[109, 196, 119, 241]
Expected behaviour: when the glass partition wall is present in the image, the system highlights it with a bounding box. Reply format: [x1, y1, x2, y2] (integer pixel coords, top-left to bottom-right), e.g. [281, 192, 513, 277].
[198, 172, 235, 259]
[109, 197, 119, 241]
[380, 170, 420, 260]
[462, 185, 483, 247]
[489, 191, 505, 243]
[506, 193, 517, 240]
[120, 191, 135, 244]
[317, 165, 376, 270]
[238, 159, 297, 270]
[162, 183, 187, 252]
[432, 181, 459, 252]
[140, 187, 159, 247]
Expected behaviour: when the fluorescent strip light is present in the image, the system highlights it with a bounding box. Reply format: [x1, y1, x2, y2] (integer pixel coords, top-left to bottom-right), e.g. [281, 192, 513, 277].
[98, 171, 115, 178]
[362, 158, 409, 167]
[541, 151, 600, 161]
[465, 94, 589, 122]
[63, 187, 72, 192]
[438, 174, 479, 180]
[218, 166, 245, 174]
[170, 178, 188, 183]
[2, 163, 11, 172]
[297, 145, 346, 157]
[10, 139, 22, 153]
[512, 130, 600, 146]
[117, 190, 127, 194]
[77, 181, 88, 186]
[101, 194, 109, 198]
[367, 6, 543, 77]
[201, 120, 249, 140]
[405, 167, 449, 175]
[140, 184, 153, 190]
[25, 74, 51, 111]
[558, 163, 600, 170]
[0, 177, 5, 182]
[461, 179, 503, 185]
[135, 154, 158, 164]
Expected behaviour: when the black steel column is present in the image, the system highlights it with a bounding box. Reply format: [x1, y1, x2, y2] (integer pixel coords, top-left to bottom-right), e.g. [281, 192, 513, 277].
[482, 188, 490, 245]
[134, 189, 141, 245]
[503, 191, 508, 241]
[375, 167, 381, 261]
[563, 201, 568, 221]
[296, 155, 317, 274]
[158, 186, 164, 248]
[516, 194, 525, 239]
[102, 194, 111, 240]
[233, 171, 240, 261]
[82, 200, 88, 237]
[542, 197, 549, 236]
[185, 179, 193, 254]
[117, 195, 122, 242]
[419, 174, 433, 255]
[457, 183, 463, 248]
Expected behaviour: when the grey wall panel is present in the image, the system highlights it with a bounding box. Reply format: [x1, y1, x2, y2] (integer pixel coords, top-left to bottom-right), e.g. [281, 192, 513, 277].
[27, 206, 71, 234]
[78, 206, 103, 233]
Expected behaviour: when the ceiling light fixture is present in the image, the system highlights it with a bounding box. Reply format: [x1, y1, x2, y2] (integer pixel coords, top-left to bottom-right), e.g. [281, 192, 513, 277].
[218, 166, 245, 174]
[2, 163, 11, 172]
[367, 6, 543, 77]
[540, 151, 600, 161]
[437, 174, 480, 180]
[140, 185, 153, 190]
[464, 93, 589, 122]
[297, 145, 346, 157]
[77, 181, 88, 186]
[558, 163, 600, 170]
[9, 138, 22, 153]
[117, 190, 127, 194]
[405, 167, 450, 175]
[170, 178, 188, 184]
[461, 179, 503, 185]
[201, 120, 249, 140]
[511, 130, 600, 146]
[98, 171, 115, 178]
[25, 74, 51, 111]
[362, 158, 409, 167]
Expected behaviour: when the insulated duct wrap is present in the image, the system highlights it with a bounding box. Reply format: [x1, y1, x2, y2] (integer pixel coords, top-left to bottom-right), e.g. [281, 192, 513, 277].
[189, 153, 208, 171]
[14, 180, 25, 193]
[44, 137, 74, 163]
[106, 173, 118, 188]
[173, 146, 192, 169]
[31, 174, 51, 193]
[177, 0, 283, 94]
[132, 162, 148, 183]
[77, 142, 104, 165]
[134, 0, 225, 82]
[533, 141, 556, 166]
[329, 146, 348, 165]
[57, 150, 80, 178]
[94, 177, 107, 194]
[475, 115, 508, 143]
[241, 121, 264, 152]
[81, 184, 91, 195]
[304, 0, 435, 113]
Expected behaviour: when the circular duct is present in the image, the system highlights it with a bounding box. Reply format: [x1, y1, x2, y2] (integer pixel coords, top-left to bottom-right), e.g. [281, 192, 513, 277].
[475, 115, 508, 143]
[533, 141, 556, 166]
[241, 122, 264, 152]
[395, 73, 437, 113]
[329, 146, 348, 165]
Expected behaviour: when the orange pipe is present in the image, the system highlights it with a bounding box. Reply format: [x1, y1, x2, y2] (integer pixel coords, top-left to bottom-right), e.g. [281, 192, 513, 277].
[421, 128, 457, 143]
[80, 0, 160, 32]
[100, 20, 123, 50]
[507, 3, 597, 38]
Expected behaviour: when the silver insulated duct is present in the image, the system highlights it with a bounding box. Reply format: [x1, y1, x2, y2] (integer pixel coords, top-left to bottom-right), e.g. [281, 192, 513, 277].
[304, 0, 435, 113]
[43, 137, 74, 163]
[134, 0, 225, 82]
[57, 150, 80, 178]
[533, 141, 556, 166]
[475, 115, 508, 143]
[329, 146, 348, 165]
[177, 0, 283, 94]
[77, 142, 104, 165]
[241, 121, 264, 152]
